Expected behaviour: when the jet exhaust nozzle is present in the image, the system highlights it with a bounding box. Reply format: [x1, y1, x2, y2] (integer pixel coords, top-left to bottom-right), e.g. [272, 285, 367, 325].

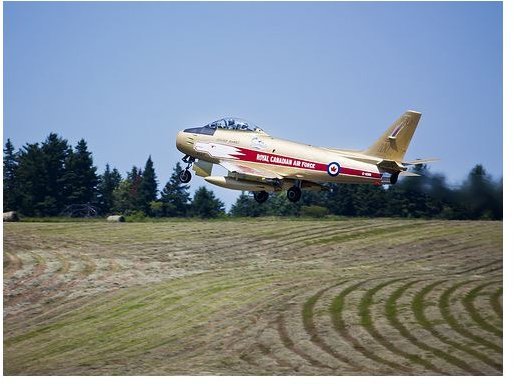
[381, 176, 392, 185]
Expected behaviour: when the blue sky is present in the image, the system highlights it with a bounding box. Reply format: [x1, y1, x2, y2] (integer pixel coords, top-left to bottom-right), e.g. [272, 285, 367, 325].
[3, 1, 502, 208]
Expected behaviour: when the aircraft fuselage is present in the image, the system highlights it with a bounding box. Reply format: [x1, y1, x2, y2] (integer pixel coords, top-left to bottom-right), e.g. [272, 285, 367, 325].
[176, 128, 382, 187]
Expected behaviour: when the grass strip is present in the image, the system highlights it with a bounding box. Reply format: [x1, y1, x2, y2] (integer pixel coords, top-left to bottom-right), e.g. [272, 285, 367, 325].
[439, 281, 502, 354]
[360, 278, 445, 374]
[412, 281, 500, 373]
[462, 282, 502, 338]
[329, 281, 410, 374]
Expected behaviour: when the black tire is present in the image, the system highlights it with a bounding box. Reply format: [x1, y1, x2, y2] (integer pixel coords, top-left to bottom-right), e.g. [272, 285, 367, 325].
[179, 170, 192, 184]
[253, 190, 269, 204]
[390, 172, 400, 185]
[286, 186, 302, 203]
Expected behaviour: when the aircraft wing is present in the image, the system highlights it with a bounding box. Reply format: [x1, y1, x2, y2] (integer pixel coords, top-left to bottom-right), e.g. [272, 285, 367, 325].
[219, 160, 283, 180]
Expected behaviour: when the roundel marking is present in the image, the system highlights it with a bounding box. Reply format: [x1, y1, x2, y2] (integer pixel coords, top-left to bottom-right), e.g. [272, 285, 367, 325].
[327, 161, 340, 177]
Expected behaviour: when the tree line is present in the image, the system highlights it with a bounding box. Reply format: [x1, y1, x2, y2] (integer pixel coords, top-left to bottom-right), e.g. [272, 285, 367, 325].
[231, 163, 502, 220]
[4, 133, 502, 220]
[3, 134, 224, 219]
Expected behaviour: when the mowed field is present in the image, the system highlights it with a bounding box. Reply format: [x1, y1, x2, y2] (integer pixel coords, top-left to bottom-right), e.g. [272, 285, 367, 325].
[3, 218, 502, 375]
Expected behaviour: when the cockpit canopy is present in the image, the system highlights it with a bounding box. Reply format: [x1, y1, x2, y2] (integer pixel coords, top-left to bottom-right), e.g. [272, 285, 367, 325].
[206, 117, 261, 132]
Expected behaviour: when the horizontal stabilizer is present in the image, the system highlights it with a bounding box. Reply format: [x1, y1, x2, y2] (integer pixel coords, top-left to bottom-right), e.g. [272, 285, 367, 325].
[403, 158, 439, 165]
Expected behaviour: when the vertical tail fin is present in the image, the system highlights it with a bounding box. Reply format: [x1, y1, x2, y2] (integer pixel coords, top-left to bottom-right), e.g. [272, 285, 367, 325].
[365, 110, 422, 161]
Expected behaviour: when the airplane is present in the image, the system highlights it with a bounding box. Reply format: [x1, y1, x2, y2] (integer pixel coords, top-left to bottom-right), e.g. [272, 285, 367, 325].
[175, 111, 436, 203]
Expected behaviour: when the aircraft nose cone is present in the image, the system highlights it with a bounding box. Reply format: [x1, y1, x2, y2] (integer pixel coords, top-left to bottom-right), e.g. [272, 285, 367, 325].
[176, 130, 192, 153]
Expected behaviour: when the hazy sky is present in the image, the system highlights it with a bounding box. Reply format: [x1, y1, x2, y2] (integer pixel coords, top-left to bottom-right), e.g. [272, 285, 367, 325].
[3, 1, 502, 208]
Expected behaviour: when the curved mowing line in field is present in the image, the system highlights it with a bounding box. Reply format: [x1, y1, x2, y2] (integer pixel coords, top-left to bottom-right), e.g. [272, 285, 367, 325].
[490, 287, 503, 320]
[208, 222, 381, 259]
[276, 313, 333, 370]
[100, 279, 280, 357]
[271, 222, 398, 249]
[304, 223, 427, 247]
[55, 253, 71, 275]
[301, 282, 367, 371]
[12, 266, 280, 338]
[311, 226, 492, 271]
[385, 280, 470, 375]
[439, 281, 502, 354]
[7, 275, 282, 370]
[412, 281, 500, 373]
[329, 280, 412, 374]
[5, 250, 120, 331]
[462, 282, 502, 338]
[4, 252, 49, 307]
[453, 260, 502, 275]
[256, 342, 296, 372]
[5, 269, 268, 345]
[3, 251, 24, 278]
[360, 278, 447, 374]
[202, 223, 331, 254]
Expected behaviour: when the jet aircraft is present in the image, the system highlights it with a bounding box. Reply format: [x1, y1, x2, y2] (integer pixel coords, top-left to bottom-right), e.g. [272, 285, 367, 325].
[175, 111, 435, 203]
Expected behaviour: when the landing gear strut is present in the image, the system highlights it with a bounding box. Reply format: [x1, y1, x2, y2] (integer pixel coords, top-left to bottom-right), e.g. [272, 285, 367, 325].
[286, 186, 302, 203]
[253, 190, 269, 204]
[179, 155, 195, 184]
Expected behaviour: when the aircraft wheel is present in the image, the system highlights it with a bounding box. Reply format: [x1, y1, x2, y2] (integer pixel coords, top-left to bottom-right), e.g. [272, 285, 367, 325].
[253, 190, 269, 204]
[287, 186, 302, 203]
[179, 170, 192, 184]
[390, 172, 399, 185]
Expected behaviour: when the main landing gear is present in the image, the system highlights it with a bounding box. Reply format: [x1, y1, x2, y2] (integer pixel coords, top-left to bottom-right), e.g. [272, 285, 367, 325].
[286, 186, 302, 203]
[253, 191, 269, 204]
[253, 185, 302, 204]
[179, 155, 195, 184]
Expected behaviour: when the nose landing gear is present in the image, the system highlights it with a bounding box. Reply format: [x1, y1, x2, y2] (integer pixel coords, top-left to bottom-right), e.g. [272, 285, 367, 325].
[179, 169, 192, 183]
[179, 155, 195, 184]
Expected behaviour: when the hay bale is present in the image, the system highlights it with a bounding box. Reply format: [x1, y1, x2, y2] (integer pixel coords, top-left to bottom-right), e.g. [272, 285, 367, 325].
[107, 215, 125, 222]
[3, 211, 19, 222]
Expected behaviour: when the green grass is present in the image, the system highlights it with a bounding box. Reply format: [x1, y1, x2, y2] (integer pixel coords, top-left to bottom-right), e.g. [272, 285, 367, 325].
[412, 281, 501, 373]
[462, 282, 502, 338]
[3, 219, 502, 375]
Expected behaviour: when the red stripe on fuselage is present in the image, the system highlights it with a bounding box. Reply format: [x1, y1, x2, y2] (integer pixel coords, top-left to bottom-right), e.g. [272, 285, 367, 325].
[232, 147, 381, 179]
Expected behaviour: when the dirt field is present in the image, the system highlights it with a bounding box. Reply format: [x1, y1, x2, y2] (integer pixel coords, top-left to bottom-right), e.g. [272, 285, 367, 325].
[3, 218, 502, 375]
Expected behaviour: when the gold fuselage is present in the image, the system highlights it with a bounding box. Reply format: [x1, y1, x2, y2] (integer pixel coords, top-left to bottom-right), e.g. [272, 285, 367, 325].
[176, 128, 383, 187]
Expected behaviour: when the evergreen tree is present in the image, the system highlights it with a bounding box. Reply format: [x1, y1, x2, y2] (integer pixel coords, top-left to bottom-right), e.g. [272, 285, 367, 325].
[3, 139, 19, 211]
[160, 162, 190, 217]
[126, 166, 143, 212]
[40, 133, 70, 215]
[190, 186, 225, 218]
[15, 143, 47, 216]
[325, 184, 357, 216]
[112, 179, 133, 214]
[111, 167, 142, 214]
[97, 164, 122, 214]
[138, 156, 158, 215]
[265, 192, 302, 216]
[62, 139, 98, 205]
[230, 192, 268, 217]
